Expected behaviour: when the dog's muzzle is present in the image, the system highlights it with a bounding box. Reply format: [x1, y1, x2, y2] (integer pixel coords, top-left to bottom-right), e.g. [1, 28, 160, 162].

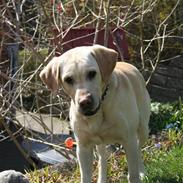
[78, 85, 109, 116]
[78, 94, 99, 116]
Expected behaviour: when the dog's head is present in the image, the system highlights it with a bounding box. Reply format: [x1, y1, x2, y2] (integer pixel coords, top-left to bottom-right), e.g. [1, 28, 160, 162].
[40, 45, 118, 116]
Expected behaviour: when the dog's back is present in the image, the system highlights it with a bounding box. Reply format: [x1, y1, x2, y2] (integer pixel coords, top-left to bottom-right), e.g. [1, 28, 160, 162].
[114, 62, 151, 145]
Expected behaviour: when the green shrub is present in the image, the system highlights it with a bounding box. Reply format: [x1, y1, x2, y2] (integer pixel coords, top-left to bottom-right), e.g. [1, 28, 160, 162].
[150, 101, 183, 134]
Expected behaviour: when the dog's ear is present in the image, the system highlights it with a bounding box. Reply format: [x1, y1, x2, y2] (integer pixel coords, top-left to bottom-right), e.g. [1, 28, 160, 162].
[91, 45, 118, 83]
[39, 57, 61, 94]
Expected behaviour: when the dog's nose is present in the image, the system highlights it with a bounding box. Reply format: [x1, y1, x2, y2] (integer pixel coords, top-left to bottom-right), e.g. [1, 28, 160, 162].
[79, 94, 93, 109]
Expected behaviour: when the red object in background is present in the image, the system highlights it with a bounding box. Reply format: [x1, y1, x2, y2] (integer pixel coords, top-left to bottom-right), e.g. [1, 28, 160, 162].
[64, 137, 75, 149]
[52, 28, 130, 60]
[57, 3, 62, 13]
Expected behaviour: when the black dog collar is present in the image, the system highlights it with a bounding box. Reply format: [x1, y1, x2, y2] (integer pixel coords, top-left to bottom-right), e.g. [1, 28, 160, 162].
[101, 85, 109, 101]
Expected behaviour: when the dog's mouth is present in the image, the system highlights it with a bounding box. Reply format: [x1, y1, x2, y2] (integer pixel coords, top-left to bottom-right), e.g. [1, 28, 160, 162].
[78, 85, 109, 117]
[80, 102, 101, 116]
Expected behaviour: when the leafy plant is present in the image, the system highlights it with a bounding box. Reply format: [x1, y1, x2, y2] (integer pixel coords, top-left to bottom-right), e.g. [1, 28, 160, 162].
[149, 101, 183, 134]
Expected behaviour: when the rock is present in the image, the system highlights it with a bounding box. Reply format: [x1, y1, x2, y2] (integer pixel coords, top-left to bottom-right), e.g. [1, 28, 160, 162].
[0, 170, 29, 183]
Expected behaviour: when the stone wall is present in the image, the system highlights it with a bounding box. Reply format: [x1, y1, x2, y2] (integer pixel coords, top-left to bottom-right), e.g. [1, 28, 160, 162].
[147, 56, 183, 102]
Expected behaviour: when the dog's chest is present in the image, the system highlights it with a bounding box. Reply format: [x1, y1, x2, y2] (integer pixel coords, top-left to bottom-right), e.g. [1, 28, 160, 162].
[72, 117, 124, 145]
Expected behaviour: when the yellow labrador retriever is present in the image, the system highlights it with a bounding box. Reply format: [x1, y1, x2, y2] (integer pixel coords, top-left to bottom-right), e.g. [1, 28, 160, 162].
[40, 45, 151, 183]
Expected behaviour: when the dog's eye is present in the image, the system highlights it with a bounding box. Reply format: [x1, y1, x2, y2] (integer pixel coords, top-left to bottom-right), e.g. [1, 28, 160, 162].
[87, 70, 96, 80]
[64, 76, 74, 85]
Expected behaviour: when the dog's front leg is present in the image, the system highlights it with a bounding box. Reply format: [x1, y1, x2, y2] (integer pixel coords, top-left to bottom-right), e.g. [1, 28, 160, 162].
[77, 143, 94, 183]
[96, 144, 107, 183]
[124, 136, 141, 183]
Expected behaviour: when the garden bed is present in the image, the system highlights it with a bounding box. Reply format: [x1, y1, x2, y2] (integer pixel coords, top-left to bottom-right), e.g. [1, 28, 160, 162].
[27, 102, 183, 183]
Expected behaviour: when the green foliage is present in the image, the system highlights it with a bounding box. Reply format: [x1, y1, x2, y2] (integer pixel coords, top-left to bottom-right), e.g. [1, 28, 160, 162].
[149, 101, 183, 134]
[144, 146, 183, 183]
